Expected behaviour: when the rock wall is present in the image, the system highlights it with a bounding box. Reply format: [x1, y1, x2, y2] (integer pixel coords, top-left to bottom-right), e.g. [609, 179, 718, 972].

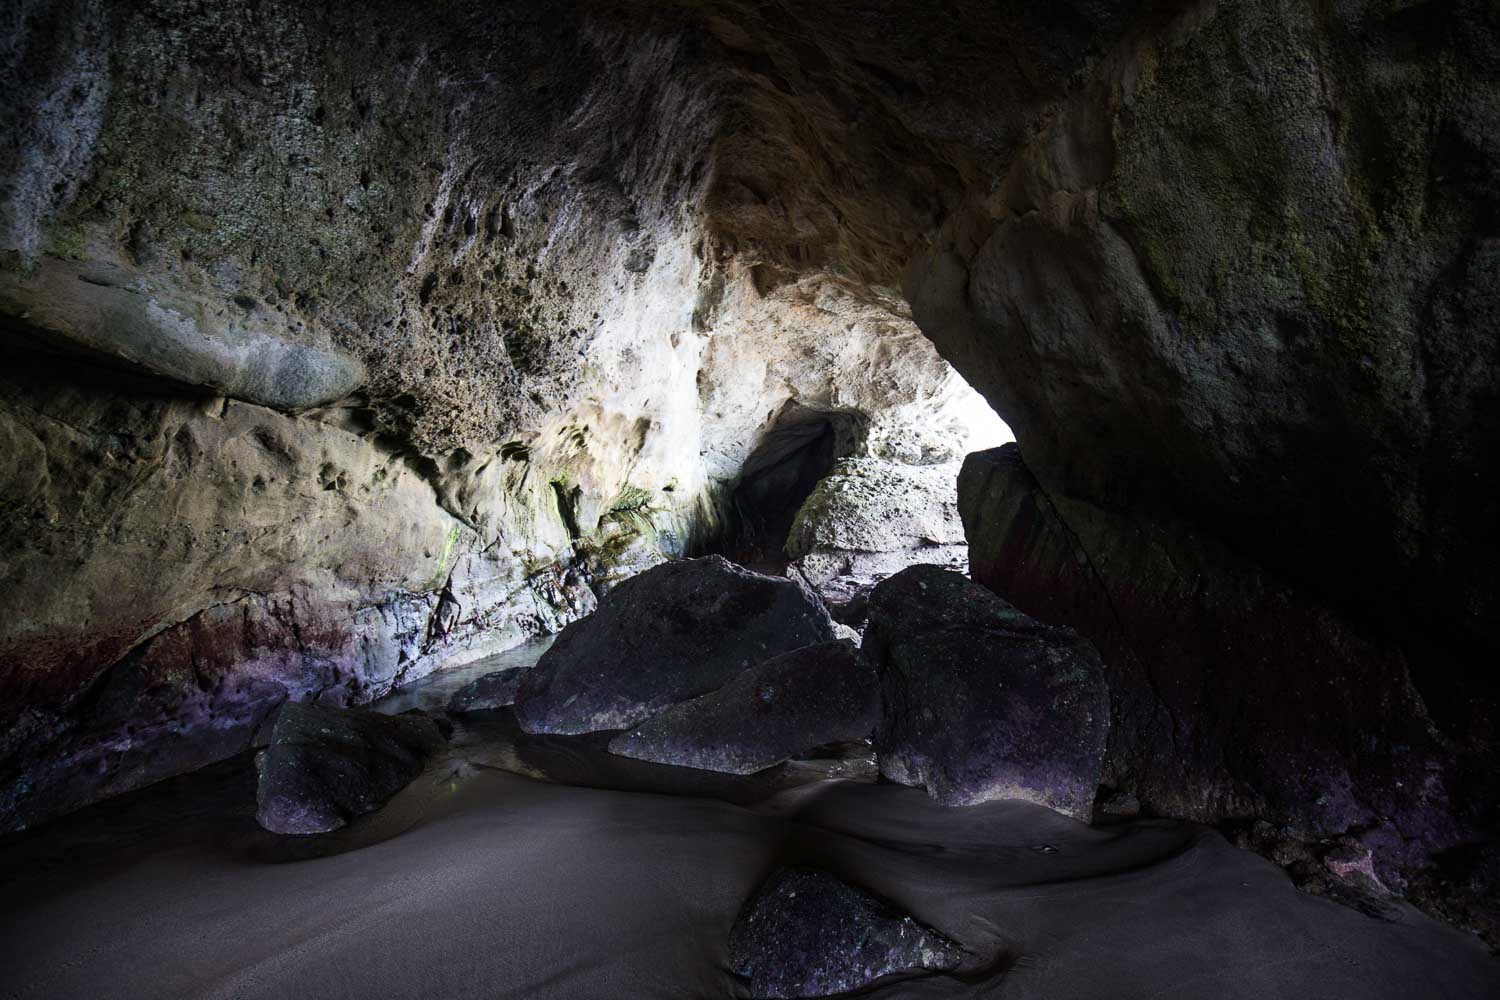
[960, 445, 1469, 886]
[918, 0, 1499, 893]
[0, 0, 1002, 830]
[909, 0, 1500, 710]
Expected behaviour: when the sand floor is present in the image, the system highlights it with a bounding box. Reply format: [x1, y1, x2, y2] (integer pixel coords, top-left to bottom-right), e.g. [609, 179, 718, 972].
[0, 657, 1494, 999]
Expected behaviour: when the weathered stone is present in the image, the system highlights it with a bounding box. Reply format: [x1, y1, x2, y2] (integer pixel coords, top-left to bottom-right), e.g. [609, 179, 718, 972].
[1, 257, 364, 411]
[607, 640, 877, 774]
[958, 444, 1462, 876]
[862, 559, 1032, 667]
[254, 701, 447, 835]
[786, 459, 972, 622]
[866, 565, 1110, 821]
[729, 867, 963, 999]
[906, 0, 1500, 887]
[446, 667, 528, 715]
[515, 556, 837, 734]
[0, 0, 1003, 834]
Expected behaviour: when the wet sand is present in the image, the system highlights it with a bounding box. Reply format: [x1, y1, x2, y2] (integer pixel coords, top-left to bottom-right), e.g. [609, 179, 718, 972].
[0, 664, 1494, 999]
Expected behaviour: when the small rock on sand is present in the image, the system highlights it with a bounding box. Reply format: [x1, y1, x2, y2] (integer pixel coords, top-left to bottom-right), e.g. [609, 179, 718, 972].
[729, 866, 964, 998]
[446, 667, 528, 714]
[255, 701, 447, 835]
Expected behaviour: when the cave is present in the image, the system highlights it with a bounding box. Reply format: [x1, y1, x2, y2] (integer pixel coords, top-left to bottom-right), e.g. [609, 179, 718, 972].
[1, 1, 1497, 996]
[718, 407, 863, 565]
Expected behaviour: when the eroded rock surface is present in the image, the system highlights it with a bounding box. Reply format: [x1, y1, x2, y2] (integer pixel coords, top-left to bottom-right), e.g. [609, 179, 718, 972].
[514, 557, 837, 734]
[0, 0, 1494, 948]
[607, 640, 876, 774]
[866, 565, 1110, 821]
[254, 701, 447, 835]
[786, 459, 970, 622]
[729, 867, 964, 999]
[0, 0, 1003, 832]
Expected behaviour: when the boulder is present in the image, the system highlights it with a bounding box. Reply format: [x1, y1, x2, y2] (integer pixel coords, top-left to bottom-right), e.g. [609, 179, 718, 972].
[786, 458, 968, 623]
[514, 556, 837, 734]
[607, 640, 877, 773]
[862, 558, 1033, 666]
[446, 667, 528, 715]
[729, 867, 964, 999]
[866, 565, 1110, 821]
[254, 701, 447, 835]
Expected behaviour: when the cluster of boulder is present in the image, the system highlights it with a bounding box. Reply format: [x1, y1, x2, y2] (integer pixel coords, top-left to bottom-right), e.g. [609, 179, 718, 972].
[255, 554, 1112, 830]
[251, 554, 1109, 995]
[507, 555, 1110, 823]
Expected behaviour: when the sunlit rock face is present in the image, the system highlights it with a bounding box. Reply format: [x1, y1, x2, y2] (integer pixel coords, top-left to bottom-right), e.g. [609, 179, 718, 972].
[786, 458, 970, 622]
[0, 0, 1000, 829]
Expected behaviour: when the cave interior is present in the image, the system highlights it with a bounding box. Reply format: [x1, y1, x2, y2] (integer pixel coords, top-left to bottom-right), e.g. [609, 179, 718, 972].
[0, 0, 1497, 996]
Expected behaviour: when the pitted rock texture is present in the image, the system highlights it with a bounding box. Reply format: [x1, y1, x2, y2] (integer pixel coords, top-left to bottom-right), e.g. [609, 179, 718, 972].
[866, 566, 1111, 821]
[446, 668, 528, 715]
[0, 353, 595, 834]
[0, 0, 1006, 832]
[515, 556, 837, 735]
[607, 640, 877, 774]
[729, 867, 964, 999]
[786, 459, 972, 621]
[960, 444, 1465, 880]
[254, 701, 447, 835]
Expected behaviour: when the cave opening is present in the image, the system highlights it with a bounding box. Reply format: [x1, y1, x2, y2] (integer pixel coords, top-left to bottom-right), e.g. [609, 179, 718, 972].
[714, 407, 868, 568]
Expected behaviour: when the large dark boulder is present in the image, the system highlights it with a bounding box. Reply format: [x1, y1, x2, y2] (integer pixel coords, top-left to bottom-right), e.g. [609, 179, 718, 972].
[446, 667, 528, 715]
[254, 701, 447, 835]
[514, 556, 837, 735]
[607, 640, 877, 773]
[866, 565, 1110, 821]
[729, 867, 963, 999]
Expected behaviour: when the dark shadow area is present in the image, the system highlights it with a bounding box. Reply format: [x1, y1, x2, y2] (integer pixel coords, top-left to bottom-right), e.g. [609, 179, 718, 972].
[709, 407, 868, 567]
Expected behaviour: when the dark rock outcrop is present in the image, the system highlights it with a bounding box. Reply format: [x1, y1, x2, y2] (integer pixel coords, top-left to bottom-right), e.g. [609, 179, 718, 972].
[908, 0, 1500, 676]
[607, 640, 877, 773]
[446, 667, 528, 715]
[729, 867, 963, 999]
[959, 444, 1466, 881]
[866, 565, 1110, 821]
[514, 556, 837, 734]
[254, 701, 446, 835]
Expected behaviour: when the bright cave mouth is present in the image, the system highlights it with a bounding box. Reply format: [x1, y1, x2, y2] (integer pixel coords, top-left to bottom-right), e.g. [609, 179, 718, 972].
[0, 1, 1497, 997]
